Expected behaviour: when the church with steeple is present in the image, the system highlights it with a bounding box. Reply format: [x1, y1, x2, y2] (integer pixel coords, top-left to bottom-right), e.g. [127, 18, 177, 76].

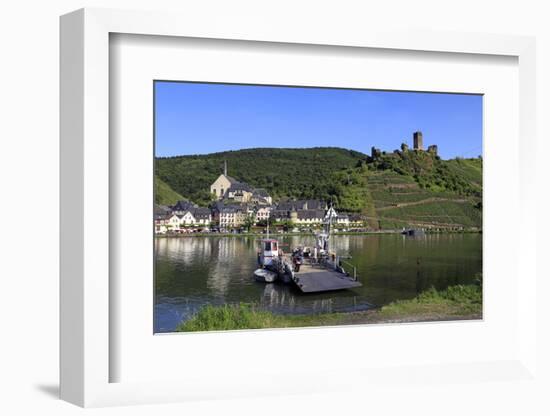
[210, 161, 272, 205]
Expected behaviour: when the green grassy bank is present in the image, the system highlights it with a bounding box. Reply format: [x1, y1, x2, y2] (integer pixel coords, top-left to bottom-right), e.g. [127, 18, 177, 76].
[176, 283, 482, 332]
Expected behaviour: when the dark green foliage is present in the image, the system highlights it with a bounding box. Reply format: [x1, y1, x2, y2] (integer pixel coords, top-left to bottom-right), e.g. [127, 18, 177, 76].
[369, 151, 482, 197]
[242, 214, 256, 232]
[155, 147, 365, 206]
[321, 165, 375, 213]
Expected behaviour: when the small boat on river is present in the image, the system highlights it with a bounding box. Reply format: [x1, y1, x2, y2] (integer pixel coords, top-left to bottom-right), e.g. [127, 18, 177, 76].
[253, 267, 278, 283]
[254, 238, 294, 283]
[402, 228, 425, 237]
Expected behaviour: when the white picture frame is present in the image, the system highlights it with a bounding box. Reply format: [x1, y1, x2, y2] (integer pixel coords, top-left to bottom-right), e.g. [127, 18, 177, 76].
[60, 7, 538, 408]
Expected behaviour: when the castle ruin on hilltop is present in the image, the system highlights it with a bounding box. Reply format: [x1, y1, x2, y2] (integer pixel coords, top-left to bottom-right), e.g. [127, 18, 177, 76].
[371, 131, 438, 159]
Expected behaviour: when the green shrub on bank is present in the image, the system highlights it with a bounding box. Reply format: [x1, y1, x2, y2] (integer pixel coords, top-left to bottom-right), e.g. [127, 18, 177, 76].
[176, 303, 283, 332]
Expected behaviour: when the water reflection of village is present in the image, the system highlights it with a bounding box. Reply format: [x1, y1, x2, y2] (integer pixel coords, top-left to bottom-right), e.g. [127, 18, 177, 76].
[154, 233, 482, 332]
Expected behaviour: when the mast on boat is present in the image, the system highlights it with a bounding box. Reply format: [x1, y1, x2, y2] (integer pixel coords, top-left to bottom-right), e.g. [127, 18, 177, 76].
[321, 199, 338, 254]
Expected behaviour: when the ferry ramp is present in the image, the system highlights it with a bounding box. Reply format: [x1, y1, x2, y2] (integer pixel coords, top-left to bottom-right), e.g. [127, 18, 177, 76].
[292, 263, 362, 293]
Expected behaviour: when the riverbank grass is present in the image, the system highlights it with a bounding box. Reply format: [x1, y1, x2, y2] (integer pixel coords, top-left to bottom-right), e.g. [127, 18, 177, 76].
[176, 303, 346, 332]
[378, 284, 482, 321]
[176, 284, 482, 332]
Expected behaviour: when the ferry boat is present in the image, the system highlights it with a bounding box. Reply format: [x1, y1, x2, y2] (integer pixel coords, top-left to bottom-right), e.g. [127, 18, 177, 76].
[253, 203, 362, 293]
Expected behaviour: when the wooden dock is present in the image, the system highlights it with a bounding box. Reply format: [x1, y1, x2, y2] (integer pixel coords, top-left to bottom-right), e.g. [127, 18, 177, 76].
[292, 263, 362, 293]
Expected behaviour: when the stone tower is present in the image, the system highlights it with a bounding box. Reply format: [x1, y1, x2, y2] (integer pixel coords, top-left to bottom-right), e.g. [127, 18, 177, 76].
[413, 131, 423, 150]
[427, 144, 438, 156]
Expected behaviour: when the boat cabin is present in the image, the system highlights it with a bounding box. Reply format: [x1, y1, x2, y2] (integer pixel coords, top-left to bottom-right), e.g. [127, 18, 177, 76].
[258, 239, 280, 267]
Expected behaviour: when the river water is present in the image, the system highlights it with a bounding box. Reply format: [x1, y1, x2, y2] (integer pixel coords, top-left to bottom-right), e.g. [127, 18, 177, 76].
[154, 233, 482, 332]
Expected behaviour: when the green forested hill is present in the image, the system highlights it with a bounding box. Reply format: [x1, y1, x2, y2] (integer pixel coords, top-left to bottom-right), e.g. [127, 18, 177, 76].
[155, 147, 482, 229]
[155, 147, 366, 205]
[366, 150, 482, 196]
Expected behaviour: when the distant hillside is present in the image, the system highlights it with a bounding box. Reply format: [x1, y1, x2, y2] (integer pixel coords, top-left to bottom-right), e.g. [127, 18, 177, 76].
[155, 147, 482, 230]
[365, 169, 481, 229]
[155, 176, 184, 205]
[366, 150, 482, 197]
[340, 151, 482, 229]
[155, 147, 366, 206]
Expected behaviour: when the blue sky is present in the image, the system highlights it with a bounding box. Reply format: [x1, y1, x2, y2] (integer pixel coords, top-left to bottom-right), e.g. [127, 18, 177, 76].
[155, 81, 482, 160]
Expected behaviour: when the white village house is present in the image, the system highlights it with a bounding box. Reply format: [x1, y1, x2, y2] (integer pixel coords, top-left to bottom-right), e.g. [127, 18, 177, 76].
[218, 205, 247, 228]
[154, 217, 169, 234]
[178, 211, 196, 226]
[166, 213, 183, 230]
[155, 201, 212, 233]
[255, 206, 272, 223]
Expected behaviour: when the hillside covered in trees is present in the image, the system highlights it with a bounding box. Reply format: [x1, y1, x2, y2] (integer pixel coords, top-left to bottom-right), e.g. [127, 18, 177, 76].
[155, 147, 482, 230]
[156, 147, 365, 205]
